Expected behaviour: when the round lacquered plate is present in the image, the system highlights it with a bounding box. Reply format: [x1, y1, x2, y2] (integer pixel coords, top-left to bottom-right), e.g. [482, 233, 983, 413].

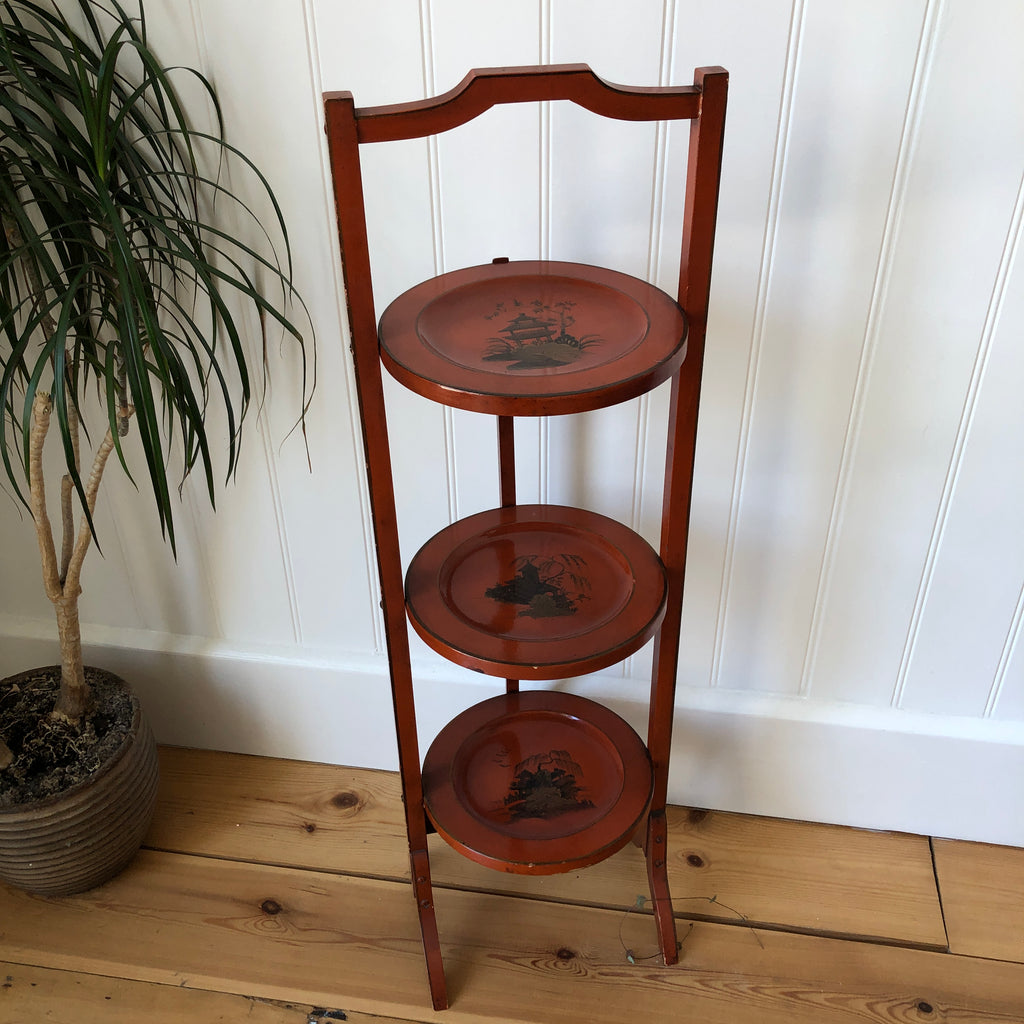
[406, 505, 667, 679]
[423, 690, 653, 874]
[378, 260, 687, 414]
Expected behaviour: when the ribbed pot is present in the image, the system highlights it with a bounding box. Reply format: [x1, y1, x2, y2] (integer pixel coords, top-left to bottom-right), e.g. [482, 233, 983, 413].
[0, 668, 160, 896]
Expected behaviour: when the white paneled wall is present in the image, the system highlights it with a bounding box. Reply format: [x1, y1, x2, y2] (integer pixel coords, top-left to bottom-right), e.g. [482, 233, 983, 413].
[2, 0, 1023, 845]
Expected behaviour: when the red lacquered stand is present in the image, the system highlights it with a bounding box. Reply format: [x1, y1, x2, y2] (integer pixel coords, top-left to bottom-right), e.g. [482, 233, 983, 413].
[324, 64, 727, 1011]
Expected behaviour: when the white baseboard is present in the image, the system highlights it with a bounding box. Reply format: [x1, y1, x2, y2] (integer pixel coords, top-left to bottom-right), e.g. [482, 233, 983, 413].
[2, 615, 1022, 847]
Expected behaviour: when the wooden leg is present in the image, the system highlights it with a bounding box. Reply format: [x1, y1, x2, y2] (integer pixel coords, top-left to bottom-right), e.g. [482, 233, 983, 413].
[497, 415, 516, 509]
[645, 809, 679, 965]
[498, 414, 519, 696]
[410, 848, 448, 1010]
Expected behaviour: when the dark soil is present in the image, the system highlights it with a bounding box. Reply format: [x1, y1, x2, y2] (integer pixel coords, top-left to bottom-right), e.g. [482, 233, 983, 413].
[0, 666, 134, 808]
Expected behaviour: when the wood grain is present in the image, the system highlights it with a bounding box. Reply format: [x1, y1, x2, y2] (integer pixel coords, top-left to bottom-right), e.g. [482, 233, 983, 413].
[148, 747, 947, 947]
[933, 838, 1024, 962]
[664, 803, 947, 946]
[1, 849, 1021, 1024]
[147, 747, 410, 876]
[0, 961, 411, 1024]
[0, 961, 314, 1024]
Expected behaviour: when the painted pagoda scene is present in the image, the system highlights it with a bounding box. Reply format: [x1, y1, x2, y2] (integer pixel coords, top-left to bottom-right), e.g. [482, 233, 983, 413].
[502, 749, 596, 822]
[484, 553, 591, 620]
[483, 298, 602, 370]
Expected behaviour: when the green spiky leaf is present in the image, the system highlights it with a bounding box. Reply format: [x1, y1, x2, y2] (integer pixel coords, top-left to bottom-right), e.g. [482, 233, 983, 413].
[0, 0, 314, 553]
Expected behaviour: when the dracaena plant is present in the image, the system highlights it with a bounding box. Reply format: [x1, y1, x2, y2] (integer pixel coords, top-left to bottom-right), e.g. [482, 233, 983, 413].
[0, 0, 311, 769]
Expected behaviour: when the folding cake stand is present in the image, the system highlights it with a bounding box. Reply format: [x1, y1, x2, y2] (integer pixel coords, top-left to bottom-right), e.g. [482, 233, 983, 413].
[324, 63, 727, 1010]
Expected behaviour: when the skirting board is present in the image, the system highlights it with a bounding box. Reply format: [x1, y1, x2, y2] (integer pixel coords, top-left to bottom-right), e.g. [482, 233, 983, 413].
[2, 618, 1023, 848]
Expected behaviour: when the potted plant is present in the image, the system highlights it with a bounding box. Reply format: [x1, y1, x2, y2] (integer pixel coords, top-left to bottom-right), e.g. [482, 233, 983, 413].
[0, 0, 311, 893]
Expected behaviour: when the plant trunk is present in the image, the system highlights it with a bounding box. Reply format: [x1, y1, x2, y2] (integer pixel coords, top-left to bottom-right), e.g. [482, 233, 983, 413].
[52, 594, 89, 722]
[27, 392, 123, 726]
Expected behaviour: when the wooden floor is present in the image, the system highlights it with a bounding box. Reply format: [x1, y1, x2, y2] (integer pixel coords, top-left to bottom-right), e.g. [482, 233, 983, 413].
[3, 748, 1024, 1023]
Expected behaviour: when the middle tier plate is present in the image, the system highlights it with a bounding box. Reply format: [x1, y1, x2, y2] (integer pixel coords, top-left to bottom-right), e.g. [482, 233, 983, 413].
[406, 505, 667, 680]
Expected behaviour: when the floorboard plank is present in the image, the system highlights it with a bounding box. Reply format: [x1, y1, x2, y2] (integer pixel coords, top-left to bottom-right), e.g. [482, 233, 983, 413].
[1, 961, 319, 1024]
[933, 838, 1024, 962]
[147, 747, 947, 948]
[1, 850, 1020, 1024]
[0, 961, 424, 1024]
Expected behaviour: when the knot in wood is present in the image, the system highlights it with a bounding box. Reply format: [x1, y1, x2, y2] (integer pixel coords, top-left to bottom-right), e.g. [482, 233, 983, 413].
[556, 947, 575, 961]
[331, 791, 359, 810]
[261, 899, 283, 916]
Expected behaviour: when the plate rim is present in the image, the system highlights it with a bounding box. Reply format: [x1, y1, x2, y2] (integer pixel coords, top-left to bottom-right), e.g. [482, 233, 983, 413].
[406, 504, 668, 679]
[378, 259, 687, 415]
[423, 690, 653, 874]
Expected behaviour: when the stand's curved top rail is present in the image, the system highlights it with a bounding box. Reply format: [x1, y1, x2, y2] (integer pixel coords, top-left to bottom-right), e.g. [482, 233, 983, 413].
[325, 63, 714, 145]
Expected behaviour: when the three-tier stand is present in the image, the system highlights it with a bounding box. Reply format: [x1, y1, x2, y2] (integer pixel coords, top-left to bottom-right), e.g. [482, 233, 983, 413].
[325, 64, 727, 1010]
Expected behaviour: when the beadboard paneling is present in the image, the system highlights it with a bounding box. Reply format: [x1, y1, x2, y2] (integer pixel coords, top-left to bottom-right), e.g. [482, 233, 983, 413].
[2, 0, 1023, 846]
[717, 0, 929, 695]
[996, 627, 1024, 722]
[809, 0, 1024, 709]
[899, 174, 1024, 717]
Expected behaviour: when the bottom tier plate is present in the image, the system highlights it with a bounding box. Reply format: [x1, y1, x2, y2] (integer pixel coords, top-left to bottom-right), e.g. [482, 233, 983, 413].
[423, 690, 652, 875]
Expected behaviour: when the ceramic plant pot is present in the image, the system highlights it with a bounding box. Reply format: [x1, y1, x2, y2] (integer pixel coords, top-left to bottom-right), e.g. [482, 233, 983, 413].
[0, 667, 159, 896]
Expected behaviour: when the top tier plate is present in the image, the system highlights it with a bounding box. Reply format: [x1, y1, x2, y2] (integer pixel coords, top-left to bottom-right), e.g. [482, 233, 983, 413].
[378, 260, 688, 415]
